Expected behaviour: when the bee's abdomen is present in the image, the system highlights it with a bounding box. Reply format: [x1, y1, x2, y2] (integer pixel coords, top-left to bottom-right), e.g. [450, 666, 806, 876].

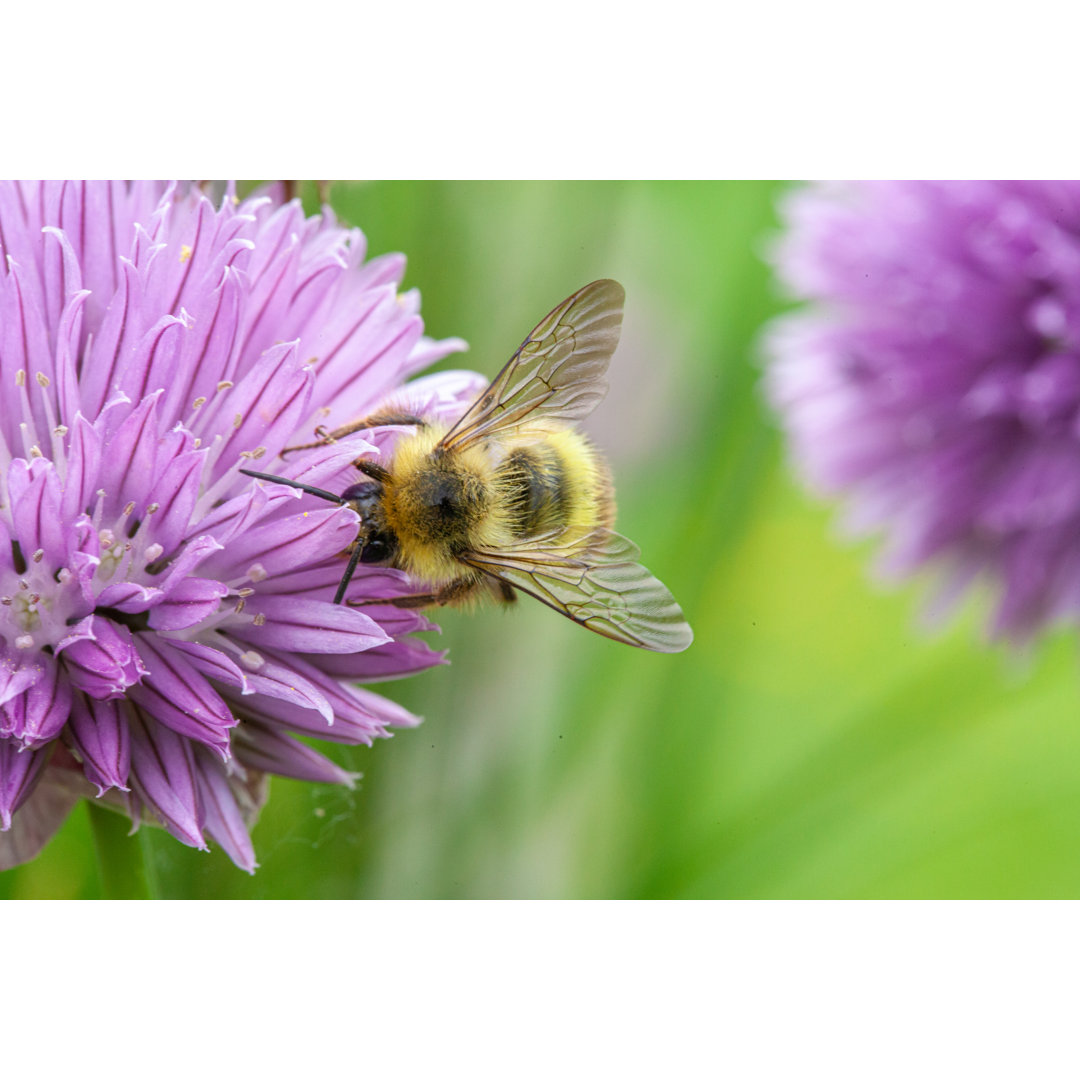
[499, 446, 571, 537]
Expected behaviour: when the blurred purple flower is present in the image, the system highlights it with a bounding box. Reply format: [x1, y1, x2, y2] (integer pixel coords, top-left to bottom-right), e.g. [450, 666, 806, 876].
[766, 180, 1080, 641]
[0, 181, 482, 872]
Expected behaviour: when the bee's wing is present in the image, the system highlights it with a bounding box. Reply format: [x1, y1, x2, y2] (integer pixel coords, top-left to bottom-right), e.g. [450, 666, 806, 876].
[437, 279, 624, 452]
[460, 529, 693, 653]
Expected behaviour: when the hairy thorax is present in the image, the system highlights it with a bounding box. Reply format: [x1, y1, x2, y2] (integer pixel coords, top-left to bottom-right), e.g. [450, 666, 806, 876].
[380, 422, 614, 585]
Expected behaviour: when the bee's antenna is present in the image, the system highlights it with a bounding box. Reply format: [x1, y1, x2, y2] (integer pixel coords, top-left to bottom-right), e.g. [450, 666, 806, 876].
[239, 469, 347, 505]
[333, 539, 366, 605]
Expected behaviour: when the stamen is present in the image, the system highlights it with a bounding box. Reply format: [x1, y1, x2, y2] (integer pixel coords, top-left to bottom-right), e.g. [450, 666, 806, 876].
[236, 587, 254, 597]
[233, 412, 243, 429]
[192, 396, 207, 411]
[145, 503, 160, 515]
[123, 501, 135, 516]
[252, 613, 266, 626]
[31, 549, 43, 563]
[247, 563, 267, 582]
[35, 372, 50, 388]
[235, 598, 246, 615]
[144, 543, 164, 563]
[14, 634, 34, 650]
[217, 380, 234, 392]
[180, 244, 193, 263]
[238, 650, 264, 670]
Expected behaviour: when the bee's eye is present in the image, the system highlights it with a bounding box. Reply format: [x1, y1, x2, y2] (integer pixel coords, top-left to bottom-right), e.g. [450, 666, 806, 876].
[341, 482, 381, 502]
[360, 533, 395, 564]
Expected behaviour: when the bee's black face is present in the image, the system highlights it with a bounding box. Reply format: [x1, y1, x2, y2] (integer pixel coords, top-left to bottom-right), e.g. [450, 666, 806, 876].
[359, 532, 398, 565]
[341, 481, 382, 520]
[341, 481, 398, 566]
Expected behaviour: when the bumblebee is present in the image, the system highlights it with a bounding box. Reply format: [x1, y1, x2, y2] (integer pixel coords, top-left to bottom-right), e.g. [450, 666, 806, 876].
[242, 280, 692, 652]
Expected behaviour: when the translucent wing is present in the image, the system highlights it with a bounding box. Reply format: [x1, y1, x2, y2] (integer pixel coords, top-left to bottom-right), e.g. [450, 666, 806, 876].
[438, 279, 624, 452]
[460, 529, 693, 653]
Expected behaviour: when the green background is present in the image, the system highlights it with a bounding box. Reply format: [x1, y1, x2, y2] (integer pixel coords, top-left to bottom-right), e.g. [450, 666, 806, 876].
[5, 180, 1080, 899]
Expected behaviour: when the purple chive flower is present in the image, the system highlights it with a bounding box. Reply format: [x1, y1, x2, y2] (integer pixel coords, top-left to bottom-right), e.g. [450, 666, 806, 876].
[765, 181, 1080, 641]
[0, 181, 484, 872]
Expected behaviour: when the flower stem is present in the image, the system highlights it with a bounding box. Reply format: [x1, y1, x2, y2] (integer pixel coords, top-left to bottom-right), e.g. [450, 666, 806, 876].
[87, 802, 154, 899]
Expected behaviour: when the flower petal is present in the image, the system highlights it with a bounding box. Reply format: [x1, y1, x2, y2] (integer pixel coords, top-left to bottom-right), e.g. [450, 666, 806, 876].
[128, 635, 236, 757]
[67, 694, 131, 794]
[198, 505, 358, 584]
[59, 615, 146, 699]
[60, 414, 103, 523]
[232, 721, 354, 785]
[0, 760, 85, 869]
[194, 750, 257, 873]
[10, 458, 69, 568]
[310, 637, 448, 682]
[127, 711, 207, 850]
[146, 576, 228, 631]
[2, 658, 72, 748]
[229, 595, 390, 654]
[0, 739, 51, 829]
[228, 649, 417, 744]
[0, 651, 44, 708]
[96, 391, 162, 519]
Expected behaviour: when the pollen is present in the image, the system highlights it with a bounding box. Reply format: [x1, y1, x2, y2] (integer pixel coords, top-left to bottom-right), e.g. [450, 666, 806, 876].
[252, 613, 266, 626]
[35, 372, 50, 388]
[233, 412, 243, 428]
[239, 650, 264, 670]
[180, 244, 193, 263]
[14, 634, 34, 650]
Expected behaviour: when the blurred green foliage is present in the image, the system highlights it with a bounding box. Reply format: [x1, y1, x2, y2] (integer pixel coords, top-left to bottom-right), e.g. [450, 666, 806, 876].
[5, 180, 1080, 899]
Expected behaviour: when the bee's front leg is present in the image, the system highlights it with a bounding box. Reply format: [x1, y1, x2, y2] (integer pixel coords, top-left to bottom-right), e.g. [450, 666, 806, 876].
[347, 577, 478, 610]
[284, 411, 428, 456]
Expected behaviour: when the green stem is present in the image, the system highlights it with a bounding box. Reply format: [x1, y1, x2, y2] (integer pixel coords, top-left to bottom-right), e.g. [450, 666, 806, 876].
[87, 802, 154, 899]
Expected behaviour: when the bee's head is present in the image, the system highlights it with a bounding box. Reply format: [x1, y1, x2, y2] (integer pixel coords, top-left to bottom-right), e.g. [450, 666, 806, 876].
[342, 480, 398, 566]
[341, 480, 382, 520]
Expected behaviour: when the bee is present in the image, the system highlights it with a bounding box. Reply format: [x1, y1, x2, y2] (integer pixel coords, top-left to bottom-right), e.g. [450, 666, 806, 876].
[241, 280, 692, 652]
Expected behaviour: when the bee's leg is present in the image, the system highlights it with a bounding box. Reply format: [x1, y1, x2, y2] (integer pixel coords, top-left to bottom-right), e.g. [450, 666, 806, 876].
[496, 580, 517, 604]
[347, 577, 478, 610]
[284, 411, 428, 455]
[354, 459, 393, 484]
